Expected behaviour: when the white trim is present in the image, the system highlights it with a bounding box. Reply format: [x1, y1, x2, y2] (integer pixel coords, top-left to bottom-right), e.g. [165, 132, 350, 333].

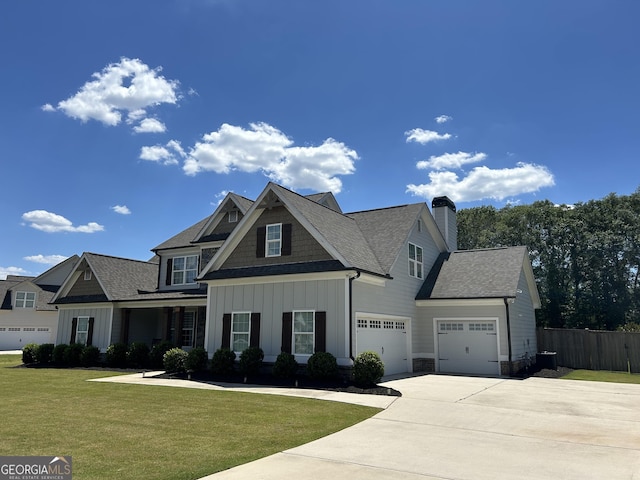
[203, 270, 356, 287]
[231, 311, 252, 354]
[265, 223, 283, 257]
[417, 298, 508, 307]
[292, 310, 315, 356]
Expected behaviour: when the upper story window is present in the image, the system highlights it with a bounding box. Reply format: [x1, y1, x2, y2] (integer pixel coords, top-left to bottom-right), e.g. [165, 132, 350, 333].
[266, 223, 282, 257]
[228, 210, 238, 223]
[172, 255, 198, 285]
[409, 243, 423, 279]
[15, 291, 36, 308]
[84, 270, 92, 281]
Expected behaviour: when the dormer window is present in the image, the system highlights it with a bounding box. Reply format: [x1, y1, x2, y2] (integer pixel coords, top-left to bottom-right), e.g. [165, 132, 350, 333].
[266, 223, 282, 257]
[228, 210, 238, 223]
[15, 291, 36, 308]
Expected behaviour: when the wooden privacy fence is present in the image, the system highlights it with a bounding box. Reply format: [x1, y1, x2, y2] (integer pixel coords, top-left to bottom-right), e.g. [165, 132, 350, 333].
[537, 328, 640, 373]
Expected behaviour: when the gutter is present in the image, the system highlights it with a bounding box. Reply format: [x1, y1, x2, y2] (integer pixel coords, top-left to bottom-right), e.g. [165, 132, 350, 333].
[348, 270, 361, 361]
[504, 297, 513, 376]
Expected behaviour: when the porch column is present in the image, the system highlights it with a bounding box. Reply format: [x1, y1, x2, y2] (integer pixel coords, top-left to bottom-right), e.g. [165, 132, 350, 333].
[162, 307, 172, 342]
[175, 306, 185, 347]
[120, 309, 131, 344]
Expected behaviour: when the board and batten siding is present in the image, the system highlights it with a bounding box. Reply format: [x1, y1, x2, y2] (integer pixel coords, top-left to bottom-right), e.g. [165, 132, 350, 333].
[508, 269, 538, 361]
[57, 306, 113, 351]
[206, 277, 346, 363]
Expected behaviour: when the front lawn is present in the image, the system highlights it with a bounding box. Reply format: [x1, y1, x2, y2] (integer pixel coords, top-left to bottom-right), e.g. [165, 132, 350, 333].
[561, 369, 640, 385]
[0, 354, 379, 479]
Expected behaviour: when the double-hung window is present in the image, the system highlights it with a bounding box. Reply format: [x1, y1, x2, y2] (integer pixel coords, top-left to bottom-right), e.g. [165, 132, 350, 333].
[172, 255, 198, 285]
[231, 312, 251, 354]
[266, 223, 282, 257]
[409, 243, 423, 279]
[293, 311, 315, 355]
[75, 316, 90, 346]
[15, 291, 36, 308]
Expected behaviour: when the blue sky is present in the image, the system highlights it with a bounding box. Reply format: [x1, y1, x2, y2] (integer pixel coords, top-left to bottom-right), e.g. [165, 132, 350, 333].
[1, 1, 638, 279]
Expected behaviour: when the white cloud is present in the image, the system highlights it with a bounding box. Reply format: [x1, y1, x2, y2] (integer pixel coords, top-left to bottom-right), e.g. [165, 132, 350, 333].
[417, 151, 487, 170]
[41, 103, 55, 112]
[405, 128, 452, 144]
[435, 115, 452, 124]
[23, 254, 69, 265]
[182, 122, 358, 193]
[133, 118, 166, 133]
[407, 162, 555, 202]
[0, 266, 29, 280]
[52, 57, 179, 130]
[139, 140, 185, 165]
[21, 210, 104, 233]
[112, 205, 131, 215]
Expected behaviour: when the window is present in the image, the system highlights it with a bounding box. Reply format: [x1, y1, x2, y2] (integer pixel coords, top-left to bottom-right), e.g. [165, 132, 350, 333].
[293, 311, 314, 355]
[84, 270, 92, 281]
[232, 312, 251, 353]
[15, 291, 36, 308]
[228, 210, 238, 223]
[76, 317, 90, 345]
[182, 311, 195, 347]
[409, 243, 423, 279]
[266, 223, 282, 257]
[172, 255, 198, 285]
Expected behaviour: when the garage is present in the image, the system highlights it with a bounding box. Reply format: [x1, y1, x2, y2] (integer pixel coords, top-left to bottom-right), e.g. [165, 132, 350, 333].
[0, 326, 54, 350]
[437, 319, 499, 376]
[356, 315, 409, 375]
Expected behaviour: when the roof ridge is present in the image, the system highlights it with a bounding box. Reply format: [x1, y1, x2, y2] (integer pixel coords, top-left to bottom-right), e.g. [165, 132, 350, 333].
[271, 183, 349, 217]
[84, 252, 156, 265]
[346, 202, 424, 215]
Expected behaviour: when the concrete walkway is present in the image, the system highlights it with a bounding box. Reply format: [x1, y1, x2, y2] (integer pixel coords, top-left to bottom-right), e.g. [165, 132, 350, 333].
[92, 370, 640, 479]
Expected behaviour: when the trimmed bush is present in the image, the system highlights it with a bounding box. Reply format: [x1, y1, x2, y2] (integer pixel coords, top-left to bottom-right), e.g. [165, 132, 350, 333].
[80, 346, 101, 367]
[238, 346, 264, 377]
[22, 343, 39, 364]
[127, 342, 150, 368]
[352, 351, 385, 387]
[163, 347, 188, 374]
[185, 347, 208, 372]
[210, 348, 236, 376]
[306, 351, 338, 380]
[63, 343, 84, 367]
[272, 351, 298, 379]
[105, 343, 128, 368]
[52, 344, 68, 365]
[36, 343, 55, 365]
[150, 341, 174, 369]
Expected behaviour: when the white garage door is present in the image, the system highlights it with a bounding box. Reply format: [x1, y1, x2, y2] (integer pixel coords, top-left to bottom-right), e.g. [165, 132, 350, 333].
[356, 317, 408, 375]
[0, 327, 54, 350]
[437, 320, 499, 376]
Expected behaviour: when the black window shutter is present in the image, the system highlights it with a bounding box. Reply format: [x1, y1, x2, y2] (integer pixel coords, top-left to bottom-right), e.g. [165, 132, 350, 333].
[70, 317, 77, 344]
[281, 312, 292, 354]
[315, 311, 327, 353]
[221, 314, 232, 349]
[250, 313, 261, 348]
[87, 317, 95, 346]
[282, 223, 292, 256]
[256, 226, 266, 257]
[166, 258, 173, 286]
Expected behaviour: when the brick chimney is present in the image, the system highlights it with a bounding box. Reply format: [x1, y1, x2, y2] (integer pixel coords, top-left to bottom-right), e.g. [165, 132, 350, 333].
[432, 196, 457, 251]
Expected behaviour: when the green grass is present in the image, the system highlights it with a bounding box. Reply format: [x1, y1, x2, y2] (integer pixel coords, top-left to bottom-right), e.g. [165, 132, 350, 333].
[0, 354, 379, 479]
[562, 369, 640, 384]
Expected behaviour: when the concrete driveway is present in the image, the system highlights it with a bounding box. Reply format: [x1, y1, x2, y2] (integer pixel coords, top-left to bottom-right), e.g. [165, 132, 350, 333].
[204, 374, 640, 480]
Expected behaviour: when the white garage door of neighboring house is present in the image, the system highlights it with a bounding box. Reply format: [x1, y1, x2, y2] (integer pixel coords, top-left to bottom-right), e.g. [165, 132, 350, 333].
[356, 316, 409, 376]
[437, 320, 499, 376]
[0, 327, 54, 350]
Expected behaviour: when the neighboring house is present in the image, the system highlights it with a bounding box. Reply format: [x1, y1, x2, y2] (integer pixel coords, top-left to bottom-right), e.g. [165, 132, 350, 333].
[52, 182, 540, 376]
[0, 256, 79, 350]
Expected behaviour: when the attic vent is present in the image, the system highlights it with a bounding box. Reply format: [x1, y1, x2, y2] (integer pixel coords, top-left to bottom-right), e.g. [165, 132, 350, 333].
[84, 270, 92, 281]
[228, 211, 238, 223]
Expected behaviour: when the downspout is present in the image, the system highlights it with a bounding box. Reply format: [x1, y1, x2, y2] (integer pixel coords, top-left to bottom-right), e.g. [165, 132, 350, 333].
[504, 297, 513, 376]
[348, 271, 361, 361]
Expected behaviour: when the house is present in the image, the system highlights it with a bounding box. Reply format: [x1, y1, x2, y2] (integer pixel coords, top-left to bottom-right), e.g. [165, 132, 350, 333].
[51, 182, 540, 376]
[0, 256, 79, 350]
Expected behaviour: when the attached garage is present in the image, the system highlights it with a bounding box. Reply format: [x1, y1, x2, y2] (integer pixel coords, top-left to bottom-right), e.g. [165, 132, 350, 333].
[436, 319, 500, 376]
[0, 326, 55, 350]
[356, 315, 410, 375]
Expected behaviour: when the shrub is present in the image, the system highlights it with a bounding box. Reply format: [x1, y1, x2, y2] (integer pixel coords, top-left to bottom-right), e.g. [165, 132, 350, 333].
[185, 347, 208, 372]
[36, 343, 55, 365]
[63, 343, 84, 367]
[352, 351, 385, 387]
[163, 348, 188, 374]
[272, 351, 298, 379]
[210, 348, 236, 376]
[238, 346, 264, 377]
[80, 346, 101, 367]
[52, 344, 68, 365]
[105, 343, 128, 368]
[306, 351, 338, 380]
[127, 342, 150, 368]
[22, 343, 39, 364]
[150, 341, 174, 369]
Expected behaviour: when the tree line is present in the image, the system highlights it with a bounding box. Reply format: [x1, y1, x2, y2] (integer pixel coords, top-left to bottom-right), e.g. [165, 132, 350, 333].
[457, 189, 640, 331]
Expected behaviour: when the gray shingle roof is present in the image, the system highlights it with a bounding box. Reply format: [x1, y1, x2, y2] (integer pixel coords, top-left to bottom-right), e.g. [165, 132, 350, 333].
[417, 246, 528, 300]
[0, 276, 58, 311]
[152, 216, 210, 251]
[84, 253, 159, 300]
